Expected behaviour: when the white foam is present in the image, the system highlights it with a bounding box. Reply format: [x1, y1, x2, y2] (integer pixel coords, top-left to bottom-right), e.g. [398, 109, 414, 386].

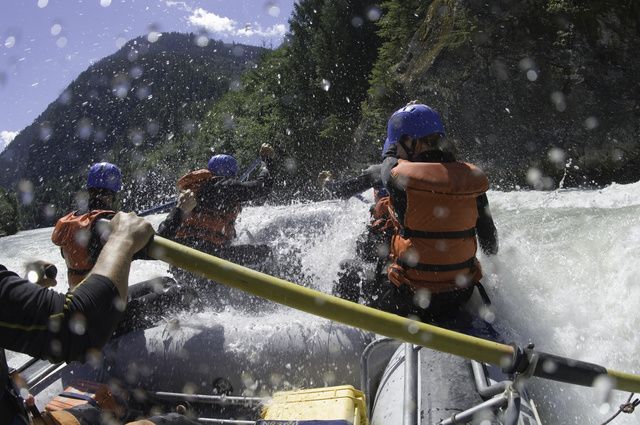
[2, 183, 639, 423]
[490, 180, 640, 210]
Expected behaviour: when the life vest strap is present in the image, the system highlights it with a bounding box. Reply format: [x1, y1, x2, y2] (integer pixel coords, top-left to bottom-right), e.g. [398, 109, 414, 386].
[400, 257, 476, 272]
[399, 227, 476, 239]
[58, 392, 98, 407]
[67, 268, 91, 275]
[475, 281, 492, 305]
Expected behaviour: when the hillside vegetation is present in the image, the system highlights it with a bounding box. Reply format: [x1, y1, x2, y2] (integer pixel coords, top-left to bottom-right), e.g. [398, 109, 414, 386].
[1, 0, 638, 232]
[0, 33, 264, 229]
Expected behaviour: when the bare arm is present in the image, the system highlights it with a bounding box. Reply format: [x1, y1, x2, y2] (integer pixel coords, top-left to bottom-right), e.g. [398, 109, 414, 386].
[90, 212, 155, 301]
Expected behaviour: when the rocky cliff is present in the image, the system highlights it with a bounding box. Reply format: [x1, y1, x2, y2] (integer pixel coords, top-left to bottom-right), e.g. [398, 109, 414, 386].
[378, 0, 640, 188]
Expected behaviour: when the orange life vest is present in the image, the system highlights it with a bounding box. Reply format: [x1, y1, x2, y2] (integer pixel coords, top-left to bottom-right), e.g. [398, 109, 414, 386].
[387, 160, 489, 294]
[369, 196, 394, 234]
[174, 169, 241, 245]
[51, 210, 115, 287]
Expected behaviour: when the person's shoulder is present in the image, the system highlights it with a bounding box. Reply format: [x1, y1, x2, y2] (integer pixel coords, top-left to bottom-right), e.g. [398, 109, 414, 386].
[178, 169, 212, 189]
[0, 267, 22, 286]
[459, 161, 487, 175]
[56, 210, 79, 220]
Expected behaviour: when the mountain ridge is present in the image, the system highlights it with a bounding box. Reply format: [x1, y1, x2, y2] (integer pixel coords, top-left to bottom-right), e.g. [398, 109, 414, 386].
[0, 32, 266, 228]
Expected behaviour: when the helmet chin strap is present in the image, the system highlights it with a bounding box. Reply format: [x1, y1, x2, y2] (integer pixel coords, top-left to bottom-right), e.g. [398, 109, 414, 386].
[399, 137, 417, 160]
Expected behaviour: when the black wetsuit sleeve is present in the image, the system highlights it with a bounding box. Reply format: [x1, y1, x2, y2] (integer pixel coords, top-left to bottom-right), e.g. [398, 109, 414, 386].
[157, 208, 184, 239]
[476, 194, 499, 255]
[381, 156, 406, 222]
[201, 159, 274, 205]
[0, 269, 123, 363]
[87, 212, 115, 265]
[326, 164, 383, 199]
[380, 156, 400, 188]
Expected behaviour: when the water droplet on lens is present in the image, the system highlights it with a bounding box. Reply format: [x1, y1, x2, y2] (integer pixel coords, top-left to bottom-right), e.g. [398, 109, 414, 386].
[4, 36, 16, 49]
[367, 6, 382, 21]
[51, 24, 62, 36]
[27, 270, 39, 283]
[195, 34, 209, 47]
[550, 91, 566, 112]
[584, 116, 599, 130]
[147, 31, 161, 43]
[231, 45, 244, 57]
[548, 147, 566, 166]
[266, 3, 280, 17]
[129, 66, 143, 79]
[527, 167, 542, 186]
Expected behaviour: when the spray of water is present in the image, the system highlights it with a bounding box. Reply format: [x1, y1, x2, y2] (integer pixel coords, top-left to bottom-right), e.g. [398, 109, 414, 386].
[2, 184, 639, 422]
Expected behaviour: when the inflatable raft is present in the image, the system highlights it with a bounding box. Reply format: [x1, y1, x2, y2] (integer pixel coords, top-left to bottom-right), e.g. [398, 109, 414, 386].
[21, 315, 543, 424]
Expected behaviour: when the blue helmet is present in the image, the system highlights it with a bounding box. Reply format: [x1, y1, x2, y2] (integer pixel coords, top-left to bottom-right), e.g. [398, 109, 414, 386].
[374, 185, 389, 202]
[381, 103, 445, 158]
[87, 162, 122, 192]
[208, 154, 238, 177]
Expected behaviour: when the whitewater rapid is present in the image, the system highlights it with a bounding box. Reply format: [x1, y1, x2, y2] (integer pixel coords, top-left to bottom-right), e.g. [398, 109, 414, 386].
[1, 182, 639, 424]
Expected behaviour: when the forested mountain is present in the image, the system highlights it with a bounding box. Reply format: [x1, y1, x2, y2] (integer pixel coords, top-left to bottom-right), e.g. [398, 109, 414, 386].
[1, 0, 639, 233]
[194, 0, 382, 197]
[0, 32, 265, 228]
[206, 0, 640, 191]
[359, 0, 640, 189]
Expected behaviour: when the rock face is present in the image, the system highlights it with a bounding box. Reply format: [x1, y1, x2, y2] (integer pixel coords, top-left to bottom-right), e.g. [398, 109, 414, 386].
[391, 0, 640, 188]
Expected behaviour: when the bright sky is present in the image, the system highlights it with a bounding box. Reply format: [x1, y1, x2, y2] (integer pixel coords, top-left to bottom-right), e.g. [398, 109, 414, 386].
[0, 0, 296, 149]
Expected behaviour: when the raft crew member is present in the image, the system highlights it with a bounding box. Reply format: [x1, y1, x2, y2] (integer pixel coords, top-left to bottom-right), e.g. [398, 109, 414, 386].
[50, 162, 195, 287]
[51, 162, 122, 289]
[376, 103, 498, 322]
[318, 164, 394, 304]
[1, 213, 199, 424]
[51, 162, 197, 335]
[159, 143, 276, 267]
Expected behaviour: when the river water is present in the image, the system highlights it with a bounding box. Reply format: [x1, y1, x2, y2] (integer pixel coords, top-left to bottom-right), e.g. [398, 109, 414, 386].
[2, 183, 639, 424]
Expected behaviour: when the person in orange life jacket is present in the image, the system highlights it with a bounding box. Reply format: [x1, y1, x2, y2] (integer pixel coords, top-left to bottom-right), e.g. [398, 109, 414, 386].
[375, 103, 498, 324]
[51, 162, 196, 289]
[158, 143, 276, 269]
[51, 162, 122, 289]
[0, 213, 202, 425]
[51, 163, 197, 338]
[317, 163, 395, 304]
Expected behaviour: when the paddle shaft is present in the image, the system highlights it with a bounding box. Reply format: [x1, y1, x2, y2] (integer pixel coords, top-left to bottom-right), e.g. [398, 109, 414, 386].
[146, 235, 640, 393]
[138, 200, 177, 217]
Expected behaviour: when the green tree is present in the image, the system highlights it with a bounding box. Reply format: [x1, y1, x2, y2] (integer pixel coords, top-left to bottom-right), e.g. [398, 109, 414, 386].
[195, 0, 382, 197]
[358, 0, 429, 155]
[0, 188, 19, 236]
